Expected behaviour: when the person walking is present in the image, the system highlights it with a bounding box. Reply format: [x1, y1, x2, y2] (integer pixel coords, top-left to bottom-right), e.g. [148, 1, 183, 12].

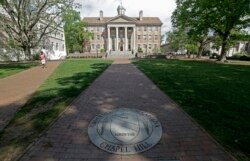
[40, 51, 46, 68]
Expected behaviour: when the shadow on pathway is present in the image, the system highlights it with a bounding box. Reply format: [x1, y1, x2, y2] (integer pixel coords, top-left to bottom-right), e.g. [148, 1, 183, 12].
[0, 61, 61, 131]
[19, 59, 235, 161]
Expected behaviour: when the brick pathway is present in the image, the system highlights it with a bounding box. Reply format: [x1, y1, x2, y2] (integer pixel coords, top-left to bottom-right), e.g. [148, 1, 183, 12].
[19, 59, 235, 161]
[0, 61, 61, 131]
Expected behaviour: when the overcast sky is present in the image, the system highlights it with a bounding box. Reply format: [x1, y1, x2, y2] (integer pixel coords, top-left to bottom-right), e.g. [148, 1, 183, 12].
[76, 0, 176, 35]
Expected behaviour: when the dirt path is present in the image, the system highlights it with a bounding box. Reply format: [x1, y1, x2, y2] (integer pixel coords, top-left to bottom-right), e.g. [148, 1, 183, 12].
[0, 61, 61, 131]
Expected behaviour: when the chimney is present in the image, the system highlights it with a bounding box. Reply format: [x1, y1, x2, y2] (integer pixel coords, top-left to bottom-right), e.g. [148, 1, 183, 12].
[99, 10, 103, 21]
[139, 10, 143, 21]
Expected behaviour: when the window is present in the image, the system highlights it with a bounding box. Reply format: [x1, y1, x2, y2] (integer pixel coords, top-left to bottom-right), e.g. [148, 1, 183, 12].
[96, 44, 100, 49]
[155, 35, 158, 40]
[56, 43, 58, 50]
[97, 35, 100, 40]
[90, 27, 94, 32]
[143, 44, 147, 49]
[97, 27, 100, 32]
[137, 35, 141, 40]
[149, 44, 152, 49]
[92, 44, 95, 49]
[62, 44, 65, 50]
[143, 35, 147, 40]
[51, 42, 54, 49]
[61, 34, 63, 39]
[144, 27, 147, 31]
[138, 44, 141, 48]
[154, 44, 157, 49]
[149, 35, 152, 40]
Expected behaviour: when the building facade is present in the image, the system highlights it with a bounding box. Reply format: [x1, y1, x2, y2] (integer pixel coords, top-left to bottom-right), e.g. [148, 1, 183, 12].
[204, 41, 250, 57]
[0, 6, 66, 61]
[42, 25, 67, 60]
[83, 5, 163, 57]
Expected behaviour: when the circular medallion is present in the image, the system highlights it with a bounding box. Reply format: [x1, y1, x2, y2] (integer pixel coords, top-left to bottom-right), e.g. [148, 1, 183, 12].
[88, 108, 162, 155]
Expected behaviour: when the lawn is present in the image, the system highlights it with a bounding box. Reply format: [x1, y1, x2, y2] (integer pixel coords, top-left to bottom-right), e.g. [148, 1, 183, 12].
[133, 59, 250, 161]
[0, 59, 112, 161]
[0, 62, 38, 79]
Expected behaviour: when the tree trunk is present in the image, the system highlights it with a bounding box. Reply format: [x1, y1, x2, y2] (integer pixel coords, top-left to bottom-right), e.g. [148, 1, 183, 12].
[187, 51, 191, 58]
[197, 36, 207, 58]
[219, 32, 230, 61]
[23, 46, 32, 61]
[197, 43, 203, 58]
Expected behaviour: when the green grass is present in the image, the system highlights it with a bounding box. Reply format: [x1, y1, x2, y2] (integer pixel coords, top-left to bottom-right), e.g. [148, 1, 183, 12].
[133, 59, 250, 161]
[0, 62, 38, 79]
[0, 59, 112, 160]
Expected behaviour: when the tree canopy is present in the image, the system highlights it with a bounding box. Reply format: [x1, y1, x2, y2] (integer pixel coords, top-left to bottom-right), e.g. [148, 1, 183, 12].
[0, 0, 75, 60]
[171, 0, 250, 60]
[62, 9, 93, 53]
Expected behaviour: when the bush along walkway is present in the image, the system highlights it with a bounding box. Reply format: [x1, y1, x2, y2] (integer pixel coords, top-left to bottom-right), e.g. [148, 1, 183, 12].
[19, 59, 235, 161]
[0, 61, 61, 131]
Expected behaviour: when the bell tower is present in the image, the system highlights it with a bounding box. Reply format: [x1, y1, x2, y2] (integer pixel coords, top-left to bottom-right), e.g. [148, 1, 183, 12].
[117, 0, 126, 15]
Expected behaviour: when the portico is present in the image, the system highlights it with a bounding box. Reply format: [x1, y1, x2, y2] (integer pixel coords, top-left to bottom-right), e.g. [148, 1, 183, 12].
[83, 4, 162, 58]
[107, 25, 136, 53]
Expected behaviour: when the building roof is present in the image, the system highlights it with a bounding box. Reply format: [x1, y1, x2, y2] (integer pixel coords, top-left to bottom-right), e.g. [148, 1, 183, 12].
[83, 16, 163, 26]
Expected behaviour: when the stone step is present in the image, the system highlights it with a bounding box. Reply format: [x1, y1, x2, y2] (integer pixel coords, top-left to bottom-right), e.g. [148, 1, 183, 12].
[107, 54, 135, 58]
[107, 51, 135, 58]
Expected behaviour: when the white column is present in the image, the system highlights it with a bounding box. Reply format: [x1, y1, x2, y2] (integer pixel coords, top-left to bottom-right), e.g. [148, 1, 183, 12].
[133, 27, 136, 51]
[125, 27, 127, 51]
[116, 27, 119, 51]
[107, 27, 110, 51]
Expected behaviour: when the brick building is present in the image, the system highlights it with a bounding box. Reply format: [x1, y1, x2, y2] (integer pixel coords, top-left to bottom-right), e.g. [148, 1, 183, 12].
[83, 5, 163, 57]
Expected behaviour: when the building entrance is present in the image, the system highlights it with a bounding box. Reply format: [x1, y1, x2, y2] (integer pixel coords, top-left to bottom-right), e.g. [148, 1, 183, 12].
[119, 40, 124, 51]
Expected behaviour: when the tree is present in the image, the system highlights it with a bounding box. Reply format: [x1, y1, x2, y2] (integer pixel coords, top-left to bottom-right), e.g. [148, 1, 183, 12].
[203, 0, 250, 61]
[166, 28, 188, 52]
[185, 43, 198, 58]
[202, 0, 250, 61]
[172, 0, 210, 58]
[210, 30, 250, 56]
[62, 9, 93, 53]
[0, 0, 74, 60]
[172, 0, 250, 61]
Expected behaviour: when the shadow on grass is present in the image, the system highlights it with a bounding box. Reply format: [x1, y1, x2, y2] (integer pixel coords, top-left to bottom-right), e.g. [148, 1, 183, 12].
[0, 61, 111, 160]
[0, 62, 38, 78]
[133, 59, 250, 161]
[15, 62, 237, 161]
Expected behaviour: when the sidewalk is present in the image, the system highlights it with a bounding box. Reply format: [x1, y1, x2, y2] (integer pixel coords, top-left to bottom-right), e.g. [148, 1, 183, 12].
[19, 59, 235, 161]
[0, 61, 61, 131]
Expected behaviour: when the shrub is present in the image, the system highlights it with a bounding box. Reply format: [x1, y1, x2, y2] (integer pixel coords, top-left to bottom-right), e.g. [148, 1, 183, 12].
[138, 47, 143, 53]
[209, 53, 219, 59]
[100, 48, 105, 53]
[32, 53, 40, 60]
[239, 55, 250, 61]
[202, 50, 211, 56]
[228, 52, 248, 60]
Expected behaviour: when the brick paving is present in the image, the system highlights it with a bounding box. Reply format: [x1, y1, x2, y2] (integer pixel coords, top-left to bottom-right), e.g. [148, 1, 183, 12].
[19, 59, 235, 161]
[0, 61, 61, 131]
